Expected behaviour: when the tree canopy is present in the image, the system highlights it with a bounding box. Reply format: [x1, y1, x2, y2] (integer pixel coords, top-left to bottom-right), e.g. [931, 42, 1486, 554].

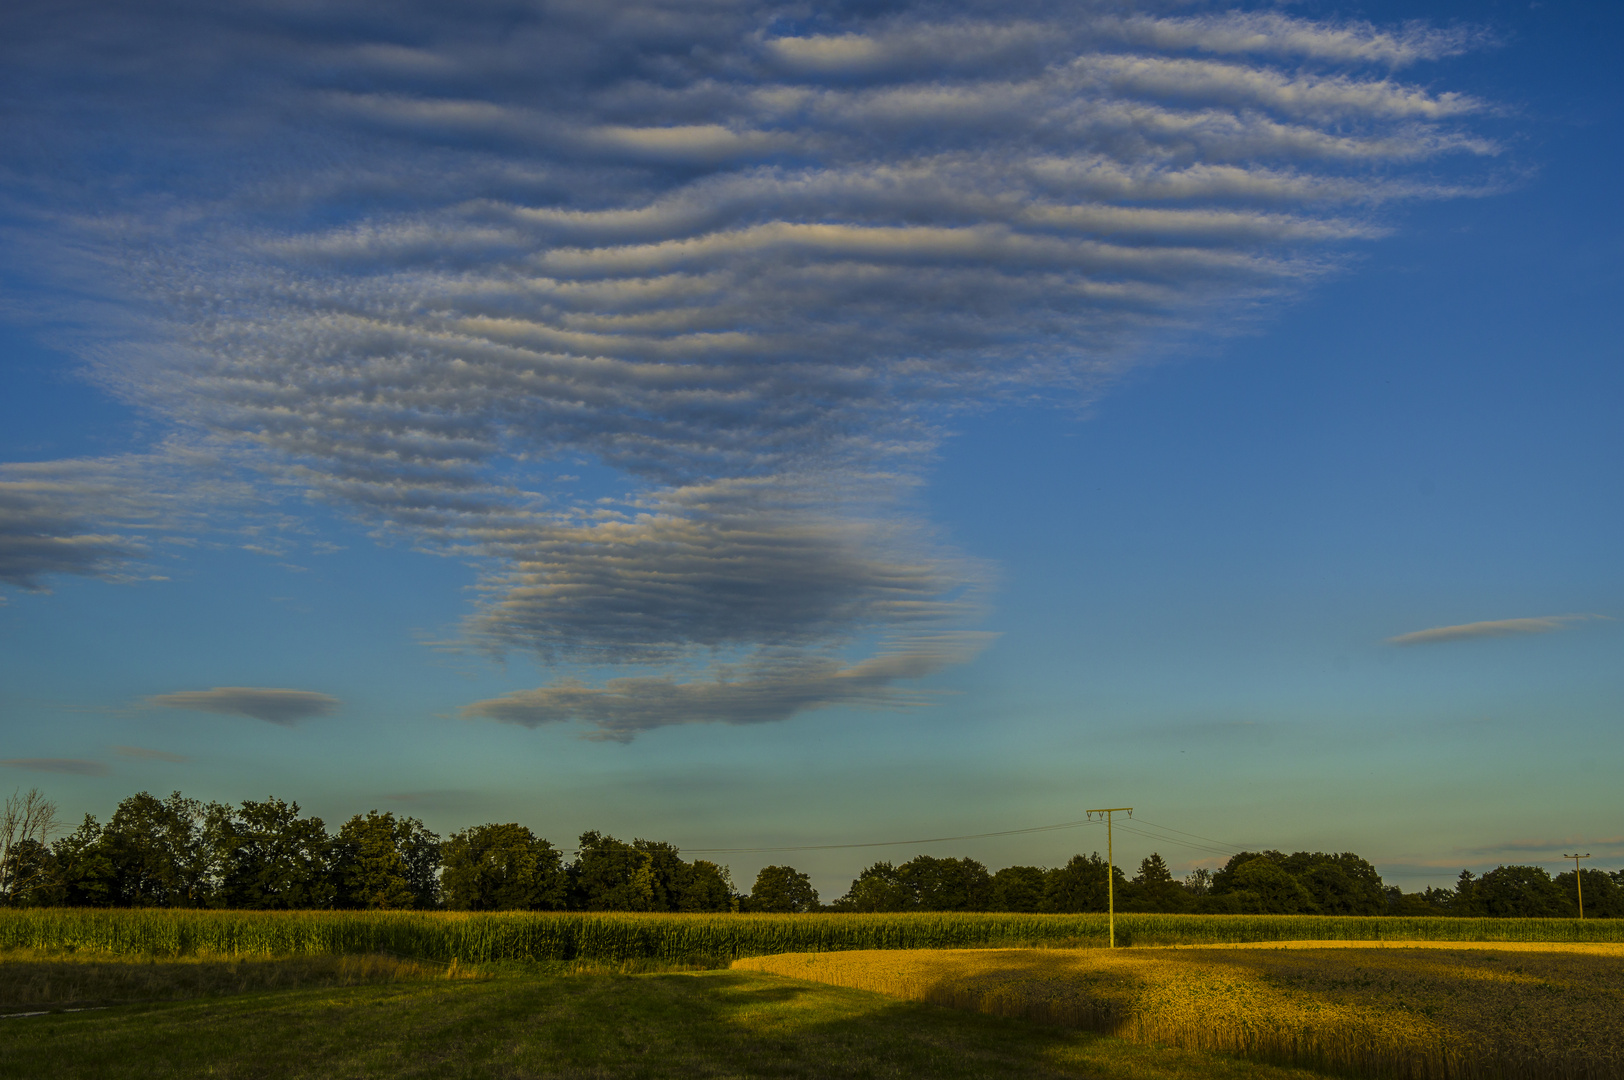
[3, 787, 1617, 916]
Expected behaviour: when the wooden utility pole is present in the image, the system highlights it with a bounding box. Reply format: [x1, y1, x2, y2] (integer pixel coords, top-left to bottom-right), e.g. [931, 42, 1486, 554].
[1087, 807, 1133, 947]
[1564, 853, 1592, 918]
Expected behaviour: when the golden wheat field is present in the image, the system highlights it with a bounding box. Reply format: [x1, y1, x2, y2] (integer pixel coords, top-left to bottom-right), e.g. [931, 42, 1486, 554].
[736, 943, 1624, 1079]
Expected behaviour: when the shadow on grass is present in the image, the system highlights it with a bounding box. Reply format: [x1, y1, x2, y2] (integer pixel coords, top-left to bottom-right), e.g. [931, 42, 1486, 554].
[0, 966, 1335, 1080]
[752, 947, 1624, 1080]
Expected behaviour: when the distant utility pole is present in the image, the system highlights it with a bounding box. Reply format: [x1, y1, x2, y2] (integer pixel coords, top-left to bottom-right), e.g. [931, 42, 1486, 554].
[1087, 807, 1133, 948]
[1564, 853, 1592, 919]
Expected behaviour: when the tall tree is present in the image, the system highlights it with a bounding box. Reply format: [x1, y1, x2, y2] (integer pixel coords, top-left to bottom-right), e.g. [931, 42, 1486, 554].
[679, 860, 737, 912]
[835, 862, 909, 912]
[571, 831, 656, 911]
[333, 811, 440, 909]
[1280, 852, 1386, 915]
[1229, 858, 1316, 914]
[989, 865, 1046, 912]
[0, 789, 60, 906]
[1040, 853, 1123, 913]
[897, 856, 993, 912]
[749, 865, 818, 913]
[51, 816, 114, 906]
[1467, 865, 1572, 918]
[1554, 868, 1623, 918]
[441, 823, 566, 911]
[91, 791, 226, 907]
[1127, 853, 1190, 913]
[216, 797, 334, 910]
[633, 839, 689, 912]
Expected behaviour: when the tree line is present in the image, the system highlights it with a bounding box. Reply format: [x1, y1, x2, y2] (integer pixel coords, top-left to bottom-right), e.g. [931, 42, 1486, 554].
[1, 789, 1617, 916]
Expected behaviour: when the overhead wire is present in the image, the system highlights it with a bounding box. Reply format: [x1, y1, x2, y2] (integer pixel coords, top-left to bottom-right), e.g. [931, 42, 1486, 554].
[1128, 817, 1248, 854]
[568, 813, 1246, 862]
[678, 817, 1103, 855]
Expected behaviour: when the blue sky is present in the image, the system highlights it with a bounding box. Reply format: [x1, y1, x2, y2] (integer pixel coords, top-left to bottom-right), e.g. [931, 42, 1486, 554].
[1, 0, 1619, 899]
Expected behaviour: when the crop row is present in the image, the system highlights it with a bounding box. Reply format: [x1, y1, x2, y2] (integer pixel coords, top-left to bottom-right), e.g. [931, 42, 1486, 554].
[3, 909, 1622, 963]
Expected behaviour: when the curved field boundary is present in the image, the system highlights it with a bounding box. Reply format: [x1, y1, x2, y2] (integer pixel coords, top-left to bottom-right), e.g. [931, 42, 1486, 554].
[1150, 939, 1624, 954]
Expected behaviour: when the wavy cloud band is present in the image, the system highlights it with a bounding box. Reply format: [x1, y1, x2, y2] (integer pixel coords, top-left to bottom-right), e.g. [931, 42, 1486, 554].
[0, 0, 1500, 736]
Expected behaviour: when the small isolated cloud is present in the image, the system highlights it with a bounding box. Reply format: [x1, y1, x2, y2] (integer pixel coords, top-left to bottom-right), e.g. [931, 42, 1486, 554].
[1, 758, 109, 776]
[1387, 614, 1610, 646]
[145, 687, 340, 726]
[1463, 835, 1624, 859]
[111, 745, 191, 763]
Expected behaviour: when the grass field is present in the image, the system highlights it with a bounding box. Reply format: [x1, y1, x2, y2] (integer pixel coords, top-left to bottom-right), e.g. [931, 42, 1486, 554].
[737, 944, 1624, 1079]
[7, 911, 1620, 1079]
[4, 908, 1621, 965]
[0, 953, 1337, 1080]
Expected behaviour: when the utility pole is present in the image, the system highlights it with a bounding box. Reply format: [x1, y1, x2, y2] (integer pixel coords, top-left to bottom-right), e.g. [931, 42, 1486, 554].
[1087, 807, 1133, 948]
[1563, 853, 1592, 919]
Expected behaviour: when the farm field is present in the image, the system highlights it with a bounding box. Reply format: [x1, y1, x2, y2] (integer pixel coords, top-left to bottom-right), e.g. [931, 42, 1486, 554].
[738, 944, 1624, 1078]
[4, 908, 1622, 966]
[0, 954, 1331, 1080]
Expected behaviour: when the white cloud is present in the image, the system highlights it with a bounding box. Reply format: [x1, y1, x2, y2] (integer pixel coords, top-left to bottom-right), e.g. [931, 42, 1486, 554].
[0, 0, 1501, 736]
[145, 688, 341, 726]
[1100, 13, 1490, 67]
[1387, 615, 1610, 646]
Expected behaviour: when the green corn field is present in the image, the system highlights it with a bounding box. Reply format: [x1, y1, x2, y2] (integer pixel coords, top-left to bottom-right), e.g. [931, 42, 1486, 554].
[3, 909, 1622, 965]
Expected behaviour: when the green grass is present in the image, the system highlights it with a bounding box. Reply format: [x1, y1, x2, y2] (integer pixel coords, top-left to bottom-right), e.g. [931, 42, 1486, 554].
[2, 908, 1619, 966]
[0, 963, 1338, 1080]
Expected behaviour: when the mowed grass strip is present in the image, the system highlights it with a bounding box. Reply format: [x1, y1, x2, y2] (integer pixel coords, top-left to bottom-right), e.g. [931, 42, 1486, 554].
[0, 948, 480, 1011]
[736, 945, 1624, 1079]
[0, 965, 1335, 1080]
[5, 909, 1622, 965]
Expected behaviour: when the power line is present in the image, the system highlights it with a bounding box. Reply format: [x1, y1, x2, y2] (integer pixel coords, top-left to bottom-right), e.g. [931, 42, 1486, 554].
[677, 817, 1104, 855]
[1128, 816, 1247, 854]
[574, 812, 1245, 862]
[1108, 821, 1239, 859]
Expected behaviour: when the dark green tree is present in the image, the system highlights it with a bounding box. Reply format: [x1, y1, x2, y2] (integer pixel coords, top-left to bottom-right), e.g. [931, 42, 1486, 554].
[1385, 886, 1452, 915]
[571, 831, 656, 911]
[51, 816, 114, 906]
[1040, 853, 1123, 913]
[1555, 868, 1623, 918]
[1230, 858, 1315, 913]
[440, 823, 566, 911]
[1279, 852, 1386, 915]
[0, 840, 56, 906]
[748, 865, 818, 913]
[1466, 865, 1572, 918]
[896, 856, 992, 912]
[989, 865, 1046, 912]
[333, 811, 440, 909]
[1126, 853, 1190, 912]
[1182, 868, 1213, 897]
[633, 840, 690, 912]
[216, 797, 334, 910]
[677, 860, 736, 912]
[87, 791, 225, 907]
[835, 862, 909, 912]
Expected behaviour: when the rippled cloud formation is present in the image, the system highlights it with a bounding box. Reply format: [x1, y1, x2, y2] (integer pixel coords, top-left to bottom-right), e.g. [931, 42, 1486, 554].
[0, 0, 1496, 736]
